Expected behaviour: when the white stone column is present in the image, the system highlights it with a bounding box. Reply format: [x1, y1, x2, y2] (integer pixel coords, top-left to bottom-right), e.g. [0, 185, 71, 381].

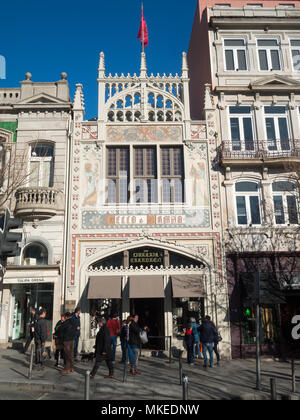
[164, 275, 173, 351]
[261, 179, 272, 225]
[122, 275, 130, 320]
[0, 286, 10, 346]
[224, 179, 235, 227]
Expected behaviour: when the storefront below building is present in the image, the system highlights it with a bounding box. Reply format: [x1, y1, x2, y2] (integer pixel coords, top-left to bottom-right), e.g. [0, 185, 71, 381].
[9, 283, 54, 342]
[227, 253, 300, 359]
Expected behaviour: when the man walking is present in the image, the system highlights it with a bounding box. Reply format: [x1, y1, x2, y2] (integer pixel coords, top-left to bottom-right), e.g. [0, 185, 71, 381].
[34, 308, 47, 371]
[23, 306, 38, 354]
[60, 312, 76, 374]
[72, 307, 81, 361]
[129, 314, 147, 375]
[107, 313, 120, 362]
[199, 315, 217, 368]
[53, 313, 65, 367]
[90, 318, 114, 379]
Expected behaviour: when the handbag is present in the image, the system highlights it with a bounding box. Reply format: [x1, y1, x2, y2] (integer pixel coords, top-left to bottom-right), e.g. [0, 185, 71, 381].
[139, 330, 148, 344]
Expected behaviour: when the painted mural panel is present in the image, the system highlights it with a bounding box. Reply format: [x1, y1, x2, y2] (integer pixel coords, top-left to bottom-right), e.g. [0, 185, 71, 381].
[81, 144, 102, 208]
[186, 144, 209, 208]
[107, 125, 182, 142]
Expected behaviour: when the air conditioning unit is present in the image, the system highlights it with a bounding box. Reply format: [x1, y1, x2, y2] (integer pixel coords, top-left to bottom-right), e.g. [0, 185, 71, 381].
[24, 258, 37, 266]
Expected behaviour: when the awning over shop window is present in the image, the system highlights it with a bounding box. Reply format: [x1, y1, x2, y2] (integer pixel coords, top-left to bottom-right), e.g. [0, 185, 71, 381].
[129, 275, 165, 298]
[171, 275, 206, 298]
[87, 276, 122, 299]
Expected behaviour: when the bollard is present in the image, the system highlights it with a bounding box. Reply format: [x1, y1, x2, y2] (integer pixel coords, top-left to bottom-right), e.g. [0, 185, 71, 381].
[84, 370, 90, 400]
[182, 375, 189, 400]
[270, 378, 277, 400]
[179, 350, 183, 385]
[292, 359, 296, 393]
[28, 343, 34, 380]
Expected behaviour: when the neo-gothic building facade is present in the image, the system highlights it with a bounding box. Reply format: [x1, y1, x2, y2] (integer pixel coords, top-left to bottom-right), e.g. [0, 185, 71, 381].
[65, 52, 229, 356]
[1, 0, 299, 360]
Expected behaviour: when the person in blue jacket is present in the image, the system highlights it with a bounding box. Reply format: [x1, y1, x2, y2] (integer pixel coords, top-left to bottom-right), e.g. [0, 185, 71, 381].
[199, 315, 218, 368]
[190, 317, 202, 359]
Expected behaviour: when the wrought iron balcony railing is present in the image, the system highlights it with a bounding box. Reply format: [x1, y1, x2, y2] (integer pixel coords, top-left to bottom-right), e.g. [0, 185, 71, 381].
[221, 139, 300, 161]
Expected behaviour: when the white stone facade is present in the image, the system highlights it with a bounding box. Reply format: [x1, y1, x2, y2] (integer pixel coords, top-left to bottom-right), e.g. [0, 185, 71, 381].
[0, 73, 71, 346]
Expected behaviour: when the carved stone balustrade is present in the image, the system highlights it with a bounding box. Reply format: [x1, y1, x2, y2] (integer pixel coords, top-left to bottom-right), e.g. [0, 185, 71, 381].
[15, 187, 59, 220]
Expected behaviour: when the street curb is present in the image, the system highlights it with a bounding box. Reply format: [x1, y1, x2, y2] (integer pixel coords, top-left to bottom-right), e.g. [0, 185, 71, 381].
[0, 381, 57, 393]
[1, 380, 299, 400]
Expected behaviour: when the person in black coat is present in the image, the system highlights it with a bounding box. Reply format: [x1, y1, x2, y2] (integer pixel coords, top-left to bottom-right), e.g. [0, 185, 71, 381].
[129, 314, 148, 375]
[72, 307, 81, 360]
[90, 318, 114, 379]
[184, 324, 195, 365]
[59, 312, 77, 374]
[53, 314, 65, 367]
[23, 307, 38, 354]
[34, 308, 47, 370]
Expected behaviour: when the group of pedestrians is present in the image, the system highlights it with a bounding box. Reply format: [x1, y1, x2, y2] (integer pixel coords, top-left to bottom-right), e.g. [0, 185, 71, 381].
[90, 313, 147, 380]
[184, 315, 221, 368]
[25, 307, 220, 377]
[24, 306, 81, 374]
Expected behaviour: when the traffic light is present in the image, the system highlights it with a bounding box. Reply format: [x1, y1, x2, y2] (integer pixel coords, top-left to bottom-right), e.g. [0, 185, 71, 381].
[0, 208, 23, 260]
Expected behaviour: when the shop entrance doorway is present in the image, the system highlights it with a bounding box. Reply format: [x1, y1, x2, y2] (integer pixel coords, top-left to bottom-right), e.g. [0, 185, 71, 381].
[9, 283, 54, 342]
[130, 298, 165, 350]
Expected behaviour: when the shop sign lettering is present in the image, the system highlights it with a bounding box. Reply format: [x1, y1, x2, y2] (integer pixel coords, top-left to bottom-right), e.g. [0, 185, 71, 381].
[129, 249, 163, 266]
[17, 278, 46, 283]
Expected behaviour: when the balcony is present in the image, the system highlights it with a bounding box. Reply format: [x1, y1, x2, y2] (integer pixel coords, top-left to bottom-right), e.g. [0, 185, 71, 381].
[15, 187, 59, 220]
[220, 139, 300, 166]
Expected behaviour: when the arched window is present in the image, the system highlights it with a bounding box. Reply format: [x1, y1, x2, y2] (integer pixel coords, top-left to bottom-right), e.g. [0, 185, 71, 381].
[235, 181, 261, 225]
[22, 242, 48, 266]
[272, 180, 298, 225]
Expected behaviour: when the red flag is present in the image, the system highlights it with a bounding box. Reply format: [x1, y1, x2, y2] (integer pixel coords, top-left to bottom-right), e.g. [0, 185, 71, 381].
[137, 6, 148, 48]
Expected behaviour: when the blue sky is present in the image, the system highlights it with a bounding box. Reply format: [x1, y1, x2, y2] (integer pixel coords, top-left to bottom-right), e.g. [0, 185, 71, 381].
[0, 0, 197, 119]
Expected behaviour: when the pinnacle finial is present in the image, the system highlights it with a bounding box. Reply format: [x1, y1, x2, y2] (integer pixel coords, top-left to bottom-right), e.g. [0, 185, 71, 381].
[140, 52, 147, 78]
[181, 52, 188, 78]
[74, 83, 85, 114]
[98, 52, 105, 78]
[204, 83, 214, 110]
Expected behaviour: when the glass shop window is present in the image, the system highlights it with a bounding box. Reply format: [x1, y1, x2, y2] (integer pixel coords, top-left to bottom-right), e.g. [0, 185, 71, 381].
[172, 298, 205, 336]
[89, 299, 121, 338]
[242, 304, 279, 345]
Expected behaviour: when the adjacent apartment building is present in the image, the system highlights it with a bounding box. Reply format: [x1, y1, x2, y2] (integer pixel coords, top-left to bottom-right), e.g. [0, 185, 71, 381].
[0, 73, 72, 346]
[189, 0, 300, 358]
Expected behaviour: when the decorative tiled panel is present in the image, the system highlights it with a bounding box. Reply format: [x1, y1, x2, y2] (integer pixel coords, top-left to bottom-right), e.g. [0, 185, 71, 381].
[82, 207, 210, 229]
[82, 125, 98, 140]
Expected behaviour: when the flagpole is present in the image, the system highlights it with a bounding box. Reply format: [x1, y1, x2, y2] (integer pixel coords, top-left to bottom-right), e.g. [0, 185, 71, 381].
[142, 2, 144, 54]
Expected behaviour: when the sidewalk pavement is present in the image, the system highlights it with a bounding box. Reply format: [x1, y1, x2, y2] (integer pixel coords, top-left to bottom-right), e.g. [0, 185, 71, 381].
[0, 348, 299, 400]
